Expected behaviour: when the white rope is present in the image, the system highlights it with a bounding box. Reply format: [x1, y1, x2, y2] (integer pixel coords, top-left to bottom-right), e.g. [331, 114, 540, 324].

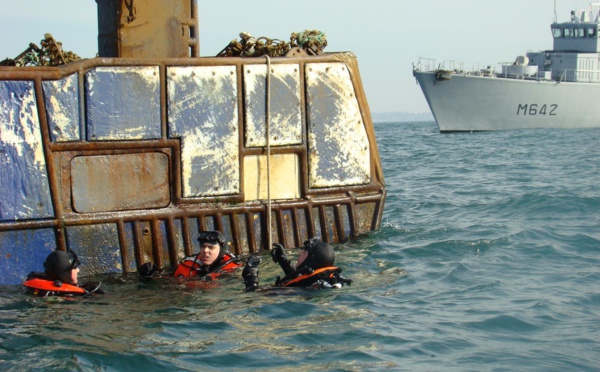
[265, 55, 272, 252]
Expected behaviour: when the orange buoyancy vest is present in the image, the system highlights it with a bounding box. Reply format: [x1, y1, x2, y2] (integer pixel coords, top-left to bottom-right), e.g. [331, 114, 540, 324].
[278, 266, 343, 287]
[22, 274, 87, 297]
[172, 253, 242, 279]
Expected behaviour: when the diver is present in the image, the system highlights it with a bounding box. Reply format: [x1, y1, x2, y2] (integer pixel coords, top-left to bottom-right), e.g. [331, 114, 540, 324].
[22, 249, 104, 297]
[242, 238, 352, 291]
[138, 230, 245, 281]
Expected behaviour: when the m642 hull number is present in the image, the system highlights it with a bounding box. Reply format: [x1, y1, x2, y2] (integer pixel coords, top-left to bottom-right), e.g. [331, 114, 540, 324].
[517, 104, 558, 116]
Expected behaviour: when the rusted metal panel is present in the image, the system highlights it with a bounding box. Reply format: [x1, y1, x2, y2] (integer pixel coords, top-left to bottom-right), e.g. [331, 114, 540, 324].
[120, 221, 138, 272]
[312, 206, 323, 239]
[169, 218, 186, 264]
[267, 209, 281, 245]
[71, 152, 170, 213]
[134, 221, 154, 267]
[321, 205, 337, 242]
[219, 214, 237, 252]
[167, 65, 239, 197]
[0, 196, 384, 282]
[0, 228, 56, 284]
[202, 215, 218, 233]
[296, 208, 311, 244]
[155, 219, 170, 267]
[306, 62, 371, 188]
[243, 64, 303, 147]
[65, 224, 123, 275]
[251, 212, 264, 253]
[339, 204, 353, 240]
[0, 81, 54, 221]
[85, 66, 161, 140]
[234, 213, 250, 254]
[279, 209, 296, 249]
[355, 202, 379, 232]
[42, 73, 81, 142]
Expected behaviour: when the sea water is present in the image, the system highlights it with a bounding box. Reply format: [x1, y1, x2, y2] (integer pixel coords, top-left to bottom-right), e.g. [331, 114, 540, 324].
[0, 122, 599, 371]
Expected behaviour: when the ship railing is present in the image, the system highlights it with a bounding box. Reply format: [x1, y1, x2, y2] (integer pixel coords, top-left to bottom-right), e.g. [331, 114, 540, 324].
[416, 58, 600, 83]
[556, 68, 600, 83]
[414, 57, 497, 76]
[495, 67, 600, 82]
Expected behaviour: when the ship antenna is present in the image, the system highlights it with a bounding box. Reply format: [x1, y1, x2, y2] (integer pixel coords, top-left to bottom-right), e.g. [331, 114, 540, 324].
[590, 2, 600, 22]
[554, 0, 557, 23]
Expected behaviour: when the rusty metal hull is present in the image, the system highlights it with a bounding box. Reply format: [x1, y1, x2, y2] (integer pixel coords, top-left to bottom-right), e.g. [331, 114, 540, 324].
[0, 53, 385, 284]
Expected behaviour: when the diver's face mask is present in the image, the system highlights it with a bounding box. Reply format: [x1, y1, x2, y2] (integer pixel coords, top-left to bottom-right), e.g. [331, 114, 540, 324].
[197, 231, 225, 247]
[297, 237, 335, 270]
[61, 250, 81, 284]
[302, 237, 320, 253]
[68, 250, 81, 271]
[297, 238, 319, 267]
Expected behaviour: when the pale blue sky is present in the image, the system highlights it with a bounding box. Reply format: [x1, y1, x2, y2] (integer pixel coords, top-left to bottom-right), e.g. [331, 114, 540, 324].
[0, 0, 580, 113]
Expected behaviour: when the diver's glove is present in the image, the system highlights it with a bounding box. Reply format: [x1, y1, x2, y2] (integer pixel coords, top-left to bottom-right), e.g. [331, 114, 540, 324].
[138, 262, 158, 279]
[271, 243, 295, 275]
[338, 276, 353, 286]
[242, 255, 261, 292]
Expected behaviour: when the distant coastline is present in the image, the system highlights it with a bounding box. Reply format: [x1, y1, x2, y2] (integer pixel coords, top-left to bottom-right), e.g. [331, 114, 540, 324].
[372, 111, 433, 123]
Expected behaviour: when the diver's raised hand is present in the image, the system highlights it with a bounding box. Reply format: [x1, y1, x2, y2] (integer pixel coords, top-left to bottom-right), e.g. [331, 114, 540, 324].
[270, 243, 287, 263]
[271, 243, 294, 274]
[242, 255, 261, 291]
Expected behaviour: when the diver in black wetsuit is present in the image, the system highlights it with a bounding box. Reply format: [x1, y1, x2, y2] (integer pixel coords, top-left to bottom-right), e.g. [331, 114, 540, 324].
[242, 238, 352, 291]
[22, 249, 104, 297]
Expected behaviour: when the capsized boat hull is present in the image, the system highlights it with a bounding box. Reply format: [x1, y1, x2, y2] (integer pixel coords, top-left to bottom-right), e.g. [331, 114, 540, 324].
[0, 53, 386, 284]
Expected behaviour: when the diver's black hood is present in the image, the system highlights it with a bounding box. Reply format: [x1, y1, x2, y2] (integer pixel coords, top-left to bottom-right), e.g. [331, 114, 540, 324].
[297, 238, 335, 270]
[197, 231, 227, 271]
[44, 250, 79, 283]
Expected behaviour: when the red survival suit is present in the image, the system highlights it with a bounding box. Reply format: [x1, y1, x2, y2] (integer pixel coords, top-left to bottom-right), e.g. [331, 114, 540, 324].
[172, 253, 242, 280]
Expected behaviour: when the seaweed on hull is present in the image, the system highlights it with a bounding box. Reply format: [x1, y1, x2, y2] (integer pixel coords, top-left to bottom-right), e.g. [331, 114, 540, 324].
[0, 33, 81, 67]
